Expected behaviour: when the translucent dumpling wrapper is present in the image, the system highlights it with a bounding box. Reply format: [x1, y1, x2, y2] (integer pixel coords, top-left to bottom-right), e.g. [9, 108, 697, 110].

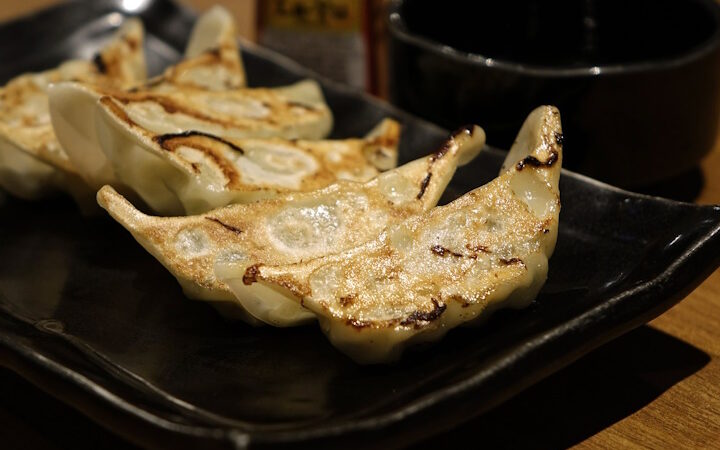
[94, 114, 399, 215]
[97, 126, 485, 324]
[48, 6, 254, 194]
[0, 19, 146, 204]
[50, 78, 333, 194]
[221, 106, 563, 363]
[147, 5, 246, 91]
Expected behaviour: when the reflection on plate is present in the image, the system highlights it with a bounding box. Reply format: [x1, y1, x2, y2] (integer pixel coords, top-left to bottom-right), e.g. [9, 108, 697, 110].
[1, 1, 719, 448]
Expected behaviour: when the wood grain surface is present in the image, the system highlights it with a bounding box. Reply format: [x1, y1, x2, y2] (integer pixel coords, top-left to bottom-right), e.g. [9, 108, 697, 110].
[576, 145, 720, 450]
[0, 1, 718, 449]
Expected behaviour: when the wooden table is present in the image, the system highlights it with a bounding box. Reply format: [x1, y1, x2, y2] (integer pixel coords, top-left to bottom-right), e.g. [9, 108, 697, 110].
[415, 146, 720, 450]
[583, 140, 720, 450]
[0, 1, 718, 448]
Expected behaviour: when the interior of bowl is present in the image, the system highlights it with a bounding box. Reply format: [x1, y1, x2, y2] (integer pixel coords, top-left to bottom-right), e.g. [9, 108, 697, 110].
[394, 0, 720, 69]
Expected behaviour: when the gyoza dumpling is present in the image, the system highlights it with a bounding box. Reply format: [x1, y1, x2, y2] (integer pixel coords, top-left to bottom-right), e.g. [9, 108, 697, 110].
[94, 115, 399, 215]
[50, 78, 333, 194]
[48, 6, 253, 195]
[97, 126, 485, 323]
[221, 106, 562, 363]
[147, 5, 246, 91]
[0, 19, 146, 203]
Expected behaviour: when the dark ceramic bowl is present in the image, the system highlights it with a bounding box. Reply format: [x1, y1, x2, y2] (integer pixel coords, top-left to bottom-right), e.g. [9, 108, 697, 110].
[388, 0, 720, 188]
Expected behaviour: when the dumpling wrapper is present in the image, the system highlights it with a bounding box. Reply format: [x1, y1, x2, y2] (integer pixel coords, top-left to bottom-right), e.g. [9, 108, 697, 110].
[50, 78, 333, 194]
[221, 106, 563, 363]
[147, 5, 246, 91]
[48, 6, 253, 194]
[93, 114, 399, 215]
[0, 19, 146, 203]
[97, 126, 485, 324]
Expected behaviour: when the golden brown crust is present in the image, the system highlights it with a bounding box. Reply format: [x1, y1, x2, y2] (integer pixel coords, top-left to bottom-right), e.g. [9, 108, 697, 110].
[0, 20, 145, 176]
[98, 91, 389, 200]
[224, 106, 560, 363]
[97, 124, 485, 302]
[104, 86, 329, 133]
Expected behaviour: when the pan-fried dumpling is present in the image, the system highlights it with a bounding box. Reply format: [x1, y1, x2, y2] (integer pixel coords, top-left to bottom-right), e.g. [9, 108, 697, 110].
[47, 6, 252, 195]
[94, 115, 399, 215]
[49, 79, 333, 193]
[97, 126, 485, 324]
[148, 5, 246, 91]
[0, 19, 146, 201]
[223, 106, 562, 363]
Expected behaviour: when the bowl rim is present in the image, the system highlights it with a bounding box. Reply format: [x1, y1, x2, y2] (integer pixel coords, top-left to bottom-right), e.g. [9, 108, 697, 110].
[387, 0, 720, 77]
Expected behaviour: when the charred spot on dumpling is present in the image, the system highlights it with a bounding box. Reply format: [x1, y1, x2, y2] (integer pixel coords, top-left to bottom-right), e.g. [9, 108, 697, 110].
[466, 243, 491, 253]
[99, 96, 137, 127]
[339, 294, 357, 307]
[466, 243, 492, 255]
[554, 132, 564, 147]
[92, 53, 107, 74]
[515, 150, 559, 171]
[205, 47, 222, 58]
[499, 257, 525, 267]
[153, 130, 245, 155]
[204, 217, 243, 235]
[430, 245, 463, 258]
[430, 142, 452, 163]
[429, 125, 472, 162]
[242, 264, 262, 285]
[154, 135, 242, 188]
[400, 298, 447, 328]
[417, 172, 432, 199]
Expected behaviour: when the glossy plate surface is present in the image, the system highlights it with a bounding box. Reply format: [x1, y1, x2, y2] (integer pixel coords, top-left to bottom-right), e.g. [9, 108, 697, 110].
[1, 1, 720, 448]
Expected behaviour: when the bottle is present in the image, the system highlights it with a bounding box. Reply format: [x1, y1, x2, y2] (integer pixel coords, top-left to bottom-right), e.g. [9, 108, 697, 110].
[258, 0, 381, 94]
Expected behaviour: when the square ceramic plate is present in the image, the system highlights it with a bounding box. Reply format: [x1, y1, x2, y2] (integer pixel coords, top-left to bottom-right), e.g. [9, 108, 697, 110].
[1, 1, 720, 448]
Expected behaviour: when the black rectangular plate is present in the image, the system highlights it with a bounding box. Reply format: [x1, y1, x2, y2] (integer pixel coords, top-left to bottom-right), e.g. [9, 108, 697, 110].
[1, 1, 720, 448]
